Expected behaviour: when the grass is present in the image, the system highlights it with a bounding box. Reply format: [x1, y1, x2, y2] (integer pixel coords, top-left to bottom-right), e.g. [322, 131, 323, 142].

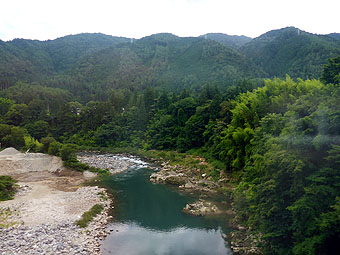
[98, 191, 108, 201]
[0, 207, 22, 228]
[75, 204, 104, 228]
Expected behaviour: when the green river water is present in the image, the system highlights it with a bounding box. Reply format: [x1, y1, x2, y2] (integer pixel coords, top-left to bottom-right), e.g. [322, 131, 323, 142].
[98, 163, 233, 255]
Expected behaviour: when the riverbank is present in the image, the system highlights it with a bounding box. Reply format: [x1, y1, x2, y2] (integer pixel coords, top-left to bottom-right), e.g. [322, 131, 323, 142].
[0, 148, 112, 255]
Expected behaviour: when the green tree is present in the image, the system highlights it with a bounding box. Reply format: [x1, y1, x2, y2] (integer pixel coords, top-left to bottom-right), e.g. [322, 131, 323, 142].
[41, 136, 57, 153]
[5, 104, 29, 126]
[25, 120, 49, 140]
[0, 98, 14, 117]
[59, 143, 78, 161]
[1, 126, 27, 149]
[321, 55, 340, 85]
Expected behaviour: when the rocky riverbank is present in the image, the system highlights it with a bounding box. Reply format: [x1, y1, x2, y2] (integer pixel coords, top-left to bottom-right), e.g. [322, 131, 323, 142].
[0, 184, 112, 255]
[149, 161, 224, 194]
[0, 148, 115, 255]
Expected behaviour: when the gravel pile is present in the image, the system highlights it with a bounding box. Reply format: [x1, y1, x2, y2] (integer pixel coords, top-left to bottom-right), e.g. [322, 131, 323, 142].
[0, 148, 65, 175]
[0, 147, 21, 156]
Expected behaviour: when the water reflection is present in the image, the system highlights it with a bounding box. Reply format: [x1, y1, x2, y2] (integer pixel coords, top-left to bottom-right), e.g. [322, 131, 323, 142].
[102, 223, 232, 255]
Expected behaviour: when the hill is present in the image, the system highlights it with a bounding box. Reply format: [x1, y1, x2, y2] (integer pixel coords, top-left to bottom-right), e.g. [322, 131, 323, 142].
[68, 33, 263, 93]
[327, 33, 340, 40]
[44, 33, 130, 73]
[201, 33, 252, 49]
[240, 27, 340, 79]
[0, 28, 339, 100]
[0, 34, 130, 85]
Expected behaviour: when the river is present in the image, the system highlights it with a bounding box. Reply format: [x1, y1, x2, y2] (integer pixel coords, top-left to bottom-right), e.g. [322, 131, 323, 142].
[97, 159, 234, 255]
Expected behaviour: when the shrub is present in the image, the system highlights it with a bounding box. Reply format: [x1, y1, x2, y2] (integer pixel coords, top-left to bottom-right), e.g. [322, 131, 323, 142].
[48, 141, 62, 156]
[63, 158, 89, 172]
[24, 135, 43, 152]
[59, 143, 78, 161]
[0, 176, 17, 201]
[41, 136, 57, 153]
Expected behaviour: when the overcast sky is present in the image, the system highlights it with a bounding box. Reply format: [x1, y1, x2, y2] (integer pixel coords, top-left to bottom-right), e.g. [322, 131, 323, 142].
[0, 0, 339, 41]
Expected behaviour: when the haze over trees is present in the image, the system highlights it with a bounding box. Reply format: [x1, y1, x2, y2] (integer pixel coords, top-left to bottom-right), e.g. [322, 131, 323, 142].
[0, 26, 340, 255]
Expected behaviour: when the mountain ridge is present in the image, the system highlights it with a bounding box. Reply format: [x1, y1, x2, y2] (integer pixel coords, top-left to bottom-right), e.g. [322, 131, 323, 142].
[0, 26, 339, 100]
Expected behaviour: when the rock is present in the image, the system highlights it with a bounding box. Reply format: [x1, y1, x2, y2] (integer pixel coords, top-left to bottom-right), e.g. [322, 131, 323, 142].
[164, 175, 186, 185]
[182, 199, 221, 216]
[83, 171, 98, 178]
[150, 171, 187, 186]
[180, 182, 195, 189]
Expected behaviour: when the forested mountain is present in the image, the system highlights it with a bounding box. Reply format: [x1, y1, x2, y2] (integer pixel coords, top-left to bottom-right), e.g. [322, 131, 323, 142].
[44, 33, 130, 73]
[328, 33, 340, 40]
[1, 27, 339, 101]
[240, 27, 340, 79]
[0, 39, 54, 84]
[69, 33, 263, 93]
[0, 33, 130, 86]
[201, 33, 252, 49]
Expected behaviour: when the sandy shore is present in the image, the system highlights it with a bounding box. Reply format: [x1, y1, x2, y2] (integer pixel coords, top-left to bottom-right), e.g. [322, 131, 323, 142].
[0, 148, 112, 255]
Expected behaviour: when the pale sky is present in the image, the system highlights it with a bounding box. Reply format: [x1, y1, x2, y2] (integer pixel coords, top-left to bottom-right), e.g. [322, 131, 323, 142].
[0, 0, 339, 41]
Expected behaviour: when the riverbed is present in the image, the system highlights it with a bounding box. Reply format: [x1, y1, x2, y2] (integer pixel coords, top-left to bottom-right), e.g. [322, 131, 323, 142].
[97, 162, 234, 255]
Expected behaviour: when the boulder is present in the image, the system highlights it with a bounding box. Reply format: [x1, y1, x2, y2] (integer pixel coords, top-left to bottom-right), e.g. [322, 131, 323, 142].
[182, 199, 221, 216]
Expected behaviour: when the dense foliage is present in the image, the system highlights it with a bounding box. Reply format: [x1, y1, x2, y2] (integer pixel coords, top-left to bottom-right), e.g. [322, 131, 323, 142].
[228, 78, 340, 254]
[0, 28, 339, 254]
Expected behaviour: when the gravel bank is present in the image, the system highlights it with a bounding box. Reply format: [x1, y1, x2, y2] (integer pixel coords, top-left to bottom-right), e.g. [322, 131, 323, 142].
[0, 148, 114, 255]
[0, 185, 111, 255]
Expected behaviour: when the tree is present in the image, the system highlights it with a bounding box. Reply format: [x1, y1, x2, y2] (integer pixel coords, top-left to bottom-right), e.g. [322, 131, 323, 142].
[321, 55, 340, 85]
[25, 120, 49, 140]
[1, 126, 27, 149]
[0, 98, 14, 117]
[59, 143, 78, 161]
[41, 136, 57, 153]
[5, 104, 29, 126]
